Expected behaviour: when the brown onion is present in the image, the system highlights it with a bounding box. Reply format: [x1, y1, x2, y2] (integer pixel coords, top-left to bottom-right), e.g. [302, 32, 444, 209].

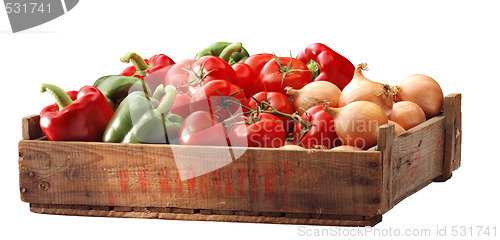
[285, 81, 341, 115]
[392, 74, 444, 118]
[330, 145, 363, 151]
[388, 120, 405, 136]
[324, 101, 388, 150]
[339, 63, 393, 118]
[279, 144, 305, 150]
[389, 101, 426, 130]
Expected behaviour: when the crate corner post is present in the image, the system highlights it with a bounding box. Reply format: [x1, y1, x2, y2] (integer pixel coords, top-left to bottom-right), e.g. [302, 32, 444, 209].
[433, 93, 462, 182]
[377, 123, 395, 214]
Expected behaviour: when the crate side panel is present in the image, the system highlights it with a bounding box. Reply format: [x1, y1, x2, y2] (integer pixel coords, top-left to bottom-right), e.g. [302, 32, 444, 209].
[19, 140, 382, 216]
[390, 115, 445, 206]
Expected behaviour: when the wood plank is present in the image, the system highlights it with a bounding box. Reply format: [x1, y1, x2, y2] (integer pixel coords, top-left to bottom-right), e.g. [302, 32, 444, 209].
[377, 123, 395, 214]
[22, 115, 44, 140]
[19, 140, 382, 216]
[30, 204, 382, 227]
[389, 115, 446, 207]
[435, 93, 462, 181]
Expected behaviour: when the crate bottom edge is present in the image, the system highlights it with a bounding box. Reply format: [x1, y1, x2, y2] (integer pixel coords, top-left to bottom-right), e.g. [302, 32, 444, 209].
[29, 203, 382, 227]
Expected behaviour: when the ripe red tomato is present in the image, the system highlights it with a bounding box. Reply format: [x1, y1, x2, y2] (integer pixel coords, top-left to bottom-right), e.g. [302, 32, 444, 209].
[169, 93, 191, 119]
[243, 53, 274, 76]
[189, 80, 247, 122]
[232, 63, 258, 98]
[228, 113, 286, 148]
[293, 105, 341, 149]
[247, 91, 294, 133]
[179, 111, 229, 146]
[257, 57, 311, 95]
[164, 56, 239, 96]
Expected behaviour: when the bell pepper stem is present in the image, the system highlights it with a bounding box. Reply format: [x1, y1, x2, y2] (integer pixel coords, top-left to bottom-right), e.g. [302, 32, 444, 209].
[41, 83, 74, 110]
[307, 59, 319, 80]
[120, 52, 151, 76]
[152, 84, 165, 100]
[156, 85, 177, 114]
[219, 42, 242, 62]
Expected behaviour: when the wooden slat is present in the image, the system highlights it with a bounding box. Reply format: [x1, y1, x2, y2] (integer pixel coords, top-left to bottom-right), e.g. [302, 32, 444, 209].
[22, 115, 44, 140]
[435, 93, 462, 181]
[389, 115, 446, 207]
[377, 123, 395, 213]
[19, 139, 382, 217]
[30, 204, 382, 227]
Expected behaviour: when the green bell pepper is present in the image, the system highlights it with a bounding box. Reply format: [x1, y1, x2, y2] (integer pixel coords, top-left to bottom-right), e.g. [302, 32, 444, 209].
[195, 42, 249, 65]
[93, 75, 151, 110]
[102, 85, 183, 144]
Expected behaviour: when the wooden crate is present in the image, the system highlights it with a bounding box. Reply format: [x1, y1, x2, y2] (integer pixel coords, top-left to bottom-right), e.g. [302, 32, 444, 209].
[18, 93, 462, 227]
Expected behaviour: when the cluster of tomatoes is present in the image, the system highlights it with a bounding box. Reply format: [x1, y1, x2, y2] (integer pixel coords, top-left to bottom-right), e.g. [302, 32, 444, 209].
[125, 43, 353, 149]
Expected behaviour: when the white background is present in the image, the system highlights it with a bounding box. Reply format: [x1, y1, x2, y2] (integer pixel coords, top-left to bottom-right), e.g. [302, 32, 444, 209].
[1, 0, 499, 239]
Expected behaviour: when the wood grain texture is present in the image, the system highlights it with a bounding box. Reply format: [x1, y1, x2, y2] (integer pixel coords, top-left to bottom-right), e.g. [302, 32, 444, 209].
[389, 115, 445, 207]
[30, 203, 382, 227]
[22, 115, 44, 140]
[19, 139, 382, 216]
[436, 93, 462, 181]
[377, 123, 395, 214]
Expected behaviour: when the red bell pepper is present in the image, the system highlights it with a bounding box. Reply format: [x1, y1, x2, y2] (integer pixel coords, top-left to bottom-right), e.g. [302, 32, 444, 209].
[39, 83, 114, 142]
[120, 52, 175, 91]
[296, 43, 355, 90]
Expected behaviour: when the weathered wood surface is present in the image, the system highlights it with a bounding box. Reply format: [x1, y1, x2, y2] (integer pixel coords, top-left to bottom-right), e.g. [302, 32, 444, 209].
[376, 93, 462, 213]
[19, 136, 382, 217]
[389, 115, 446, 208]
[22, 115, 44, 140]
[377, 123, 395, 213]
[30, 203, 382, 227]
[436, 93, 462, 181]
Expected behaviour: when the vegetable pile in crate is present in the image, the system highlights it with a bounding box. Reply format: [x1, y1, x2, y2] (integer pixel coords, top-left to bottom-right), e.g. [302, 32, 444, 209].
[19, 42, 462, 226]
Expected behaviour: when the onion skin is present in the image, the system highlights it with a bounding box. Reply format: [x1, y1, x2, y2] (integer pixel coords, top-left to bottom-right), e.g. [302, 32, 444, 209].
[389, 101, 426, 130]
[324, 101, 388, 150]
[279, 144, 305, 150]
[393, 74, 444, 118]
[285, 81, 341, 115]
[330, 145, 363, 151]
[339, 63, 393, 118]
[388, 120, 405, 136]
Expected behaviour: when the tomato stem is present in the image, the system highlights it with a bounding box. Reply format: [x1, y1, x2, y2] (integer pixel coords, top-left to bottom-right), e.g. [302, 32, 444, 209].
[223, 92, 314, 140]
[271, 52, 310, 86]
[180, 59, 216, 91]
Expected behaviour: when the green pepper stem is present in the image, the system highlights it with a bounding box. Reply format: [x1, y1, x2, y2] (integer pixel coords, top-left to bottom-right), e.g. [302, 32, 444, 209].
[120, 52, 150, 76]
[156, 85, 177, 114]
[152, 84, 165, 100]
[219, 42, 242, 62]
[307, 59, 319, 80]
[41, 83, 74, 110]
